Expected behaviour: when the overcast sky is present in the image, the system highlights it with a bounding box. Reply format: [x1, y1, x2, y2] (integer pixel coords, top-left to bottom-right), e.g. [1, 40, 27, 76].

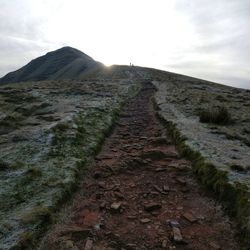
[0, 0, 249, 88]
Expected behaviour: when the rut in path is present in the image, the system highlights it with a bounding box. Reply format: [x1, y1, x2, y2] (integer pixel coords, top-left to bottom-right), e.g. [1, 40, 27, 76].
[42, 82, 239, 250]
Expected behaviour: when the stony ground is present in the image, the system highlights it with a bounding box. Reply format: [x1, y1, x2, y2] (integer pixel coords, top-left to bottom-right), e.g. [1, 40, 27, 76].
[41, 82, 239, 250]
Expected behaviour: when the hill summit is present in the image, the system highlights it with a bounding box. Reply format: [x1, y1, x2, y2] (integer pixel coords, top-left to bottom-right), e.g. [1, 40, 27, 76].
[0, 46, 103, 84]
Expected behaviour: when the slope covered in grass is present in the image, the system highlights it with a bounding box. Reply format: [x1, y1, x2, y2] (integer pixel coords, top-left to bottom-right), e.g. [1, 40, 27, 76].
[0, 76, 140, 249]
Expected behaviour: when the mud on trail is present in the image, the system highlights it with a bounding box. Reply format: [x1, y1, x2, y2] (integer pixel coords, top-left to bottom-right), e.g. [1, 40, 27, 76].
[41, 83, 239, 250]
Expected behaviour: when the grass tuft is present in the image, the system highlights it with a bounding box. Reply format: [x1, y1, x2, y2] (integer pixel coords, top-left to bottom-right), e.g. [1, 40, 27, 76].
[0, 160, 10, 170]
[19, 205, 51, 225]
[199, 106, 232, 125]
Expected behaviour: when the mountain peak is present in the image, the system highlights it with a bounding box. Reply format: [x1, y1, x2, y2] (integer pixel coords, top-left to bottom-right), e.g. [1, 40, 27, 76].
[0, 47, 102, 84]
[48, 46, 79, 55]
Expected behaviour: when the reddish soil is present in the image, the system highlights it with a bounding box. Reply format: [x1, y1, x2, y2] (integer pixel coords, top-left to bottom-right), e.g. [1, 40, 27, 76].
[42, 83, 239, 250]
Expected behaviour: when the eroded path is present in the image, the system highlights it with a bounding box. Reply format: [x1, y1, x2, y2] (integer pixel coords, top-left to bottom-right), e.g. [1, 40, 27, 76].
[42, 83, 239, 250]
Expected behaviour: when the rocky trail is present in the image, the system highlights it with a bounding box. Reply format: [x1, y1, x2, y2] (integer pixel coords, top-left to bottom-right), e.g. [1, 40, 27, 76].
[42, 82, 239, 250]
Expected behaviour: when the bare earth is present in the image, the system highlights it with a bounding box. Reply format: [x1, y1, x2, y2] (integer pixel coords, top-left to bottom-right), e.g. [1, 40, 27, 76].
[41, 83, 239, 250]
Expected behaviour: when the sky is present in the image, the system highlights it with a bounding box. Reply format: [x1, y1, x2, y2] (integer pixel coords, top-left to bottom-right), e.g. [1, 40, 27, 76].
[0, 0, 249, 89]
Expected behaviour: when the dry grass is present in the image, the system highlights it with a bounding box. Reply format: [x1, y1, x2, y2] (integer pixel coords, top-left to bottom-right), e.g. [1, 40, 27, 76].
[199, 106, 232, 125]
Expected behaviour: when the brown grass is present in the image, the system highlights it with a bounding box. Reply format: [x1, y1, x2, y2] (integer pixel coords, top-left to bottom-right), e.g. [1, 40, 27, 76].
[199, 106, 232, 125]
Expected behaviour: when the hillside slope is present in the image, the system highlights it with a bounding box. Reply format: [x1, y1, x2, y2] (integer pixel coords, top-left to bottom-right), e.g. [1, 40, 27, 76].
[0, 48, 249, 248]
[0, 47, 103, 84]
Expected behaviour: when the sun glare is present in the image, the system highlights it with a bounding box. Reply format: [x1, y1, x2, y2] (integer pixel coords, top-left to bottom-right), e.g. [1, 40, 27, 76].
[0, 0, 249, 87]
[41, 0, 195, 69]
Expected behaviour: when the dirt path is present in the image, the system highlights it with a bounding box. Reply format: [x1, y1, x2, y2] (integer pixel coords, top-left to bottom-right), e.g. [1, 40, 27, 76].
[42, 82, 239, 250]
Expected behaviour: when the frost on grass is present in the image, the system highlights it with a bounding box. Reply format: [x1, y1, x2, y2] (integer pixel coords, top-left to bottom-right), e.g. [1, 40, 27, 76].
[0, 78, 140, 249]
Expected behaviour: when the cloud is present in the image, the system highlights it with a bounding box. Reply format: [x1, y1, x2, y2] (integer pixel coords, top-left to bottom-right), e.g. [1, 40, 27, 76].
[0, 0, 62, 76]
[0, 1, 42, 39]
[0, 0, 249, 89]
[168, 0, 250, 88]
[0, 35, 58, 77]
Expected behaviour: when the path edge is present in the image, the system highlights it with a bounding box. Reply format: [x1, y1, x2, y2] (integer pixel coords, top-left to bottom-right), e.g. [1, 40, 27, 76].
[152, 96, 250, 247]
[32, 83, 142, 250]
